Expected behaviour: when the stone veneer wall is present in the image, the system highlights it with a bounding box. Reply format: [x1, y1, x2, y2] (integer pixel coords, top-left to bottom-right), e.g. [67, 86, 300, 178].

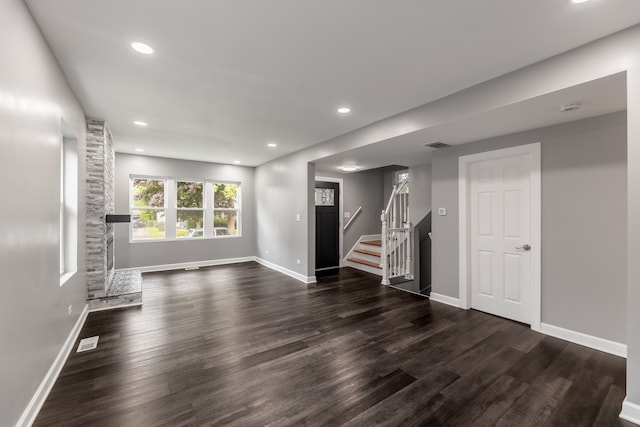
[85, 119, 143, 311]
[85, 119, 114, 299]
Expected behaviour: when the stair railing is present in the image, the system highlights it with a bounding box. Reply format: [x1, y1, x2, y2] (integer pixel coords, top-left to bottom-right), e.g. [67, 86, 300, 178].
[381, 180, 413, 285]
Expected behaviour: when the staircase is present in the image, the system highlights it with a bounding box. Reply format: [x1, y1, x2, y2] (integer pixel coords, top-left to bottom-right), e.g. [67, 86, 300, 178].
[344, 178, 421, 292]
[345, 235, 383, 275]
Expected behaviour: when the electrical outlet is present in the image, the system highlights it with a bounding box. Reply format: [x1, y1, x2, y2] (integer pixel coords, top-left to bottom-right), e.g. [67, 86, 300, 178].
[68, 305, 73, 315]
[296, 259, 301, 265]
[296, 214, 301, 222]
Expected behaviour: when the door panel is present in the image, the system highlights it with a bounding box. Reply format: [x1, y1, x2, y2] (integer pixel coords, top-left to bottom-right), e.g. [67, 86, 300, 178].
[470, 154, 531, 323]
[315, 181, 340, 270]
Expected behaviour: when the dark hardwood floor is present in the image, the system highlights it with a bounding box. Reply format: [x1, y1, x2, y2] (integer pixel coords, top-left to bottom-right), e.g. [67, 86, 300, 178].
[35, 263, 630, 426]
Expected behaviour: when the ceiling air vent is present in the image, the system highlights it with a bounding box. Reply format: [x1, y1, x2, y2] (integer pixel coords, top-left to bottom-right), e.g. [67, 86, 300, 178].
[425, 142, 451, 149]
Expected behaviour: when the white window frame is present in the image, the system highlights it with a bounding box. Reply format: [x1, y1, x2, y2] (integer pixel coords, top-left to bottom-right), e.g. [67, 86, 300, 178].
[60, 142, 65, 275]
[60, 126, 78, 286]
[130, 176, 168, 242]
[176, 179, 205, 239]
[212, 181, 242, 238]
[129, 175, 242, 242]
[394, 169, 409, 184]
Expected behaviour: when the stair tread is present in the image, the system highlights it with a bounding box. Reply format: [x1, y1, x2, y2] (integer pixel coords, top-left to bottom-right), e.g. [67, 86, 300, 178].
[348, 257, 382, 269]
[361, 240, 382, 247]
[354, 248, 381, 257]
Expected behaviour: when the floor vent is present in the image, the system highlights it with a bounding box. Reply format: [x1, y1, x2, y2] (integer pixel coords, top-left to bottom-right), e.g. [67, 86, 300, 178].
[77, 336, 99, 353]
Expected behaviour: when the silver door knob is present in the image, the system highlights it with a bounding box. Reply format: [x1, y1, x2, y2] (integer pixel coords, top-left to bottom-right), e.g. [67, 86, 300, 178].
[516, 244, 531, 251]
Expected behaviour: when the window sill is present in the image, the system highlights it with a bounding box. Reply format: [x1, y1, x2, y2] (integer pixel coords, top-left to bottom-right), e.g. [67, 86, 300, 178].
[60, 271, 77, 287]
[129, 235, 242, 244]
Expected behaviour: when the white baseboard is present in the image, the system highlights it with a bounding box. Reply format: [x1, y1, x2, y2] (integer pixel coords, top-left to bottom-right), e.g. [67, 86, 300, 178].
[621, 398, 640, 425]
[116, 256, 256, 273]
[88, 302, 143, 313]
[429, 292, 461, 308]
[254, 257, 317, 284]
[16, 304, 89, 427]
[118, 256, 318, 285]
[539, 322, 627, 358]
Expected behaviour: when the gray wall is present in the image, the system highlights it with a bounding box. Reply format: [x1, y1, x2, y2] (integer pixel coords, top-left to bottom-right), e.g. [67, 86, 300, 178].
[627, 68, 640, 408]
[317, 168, 384, 257]
[0, 1, 88, 425]
[256, 151, 313, 276]
[431, 112, 627, 343]
[114, 154, 256, 268]
[409, 163, 432, 228]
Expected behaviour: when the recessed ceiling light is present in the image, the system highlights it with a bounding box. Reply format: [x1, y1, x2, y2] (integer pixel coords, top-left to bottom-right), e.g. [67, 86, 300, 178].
[571, 0, 589, 3]
[233, 160, 241, 164]
[267, 143, 277, 148]
[337, 107, 351, 114]
[133, 120, 148, 127]
[131, 42, 154, 55]
[339, 166, 358, 172]
[134, 148, 144, 152]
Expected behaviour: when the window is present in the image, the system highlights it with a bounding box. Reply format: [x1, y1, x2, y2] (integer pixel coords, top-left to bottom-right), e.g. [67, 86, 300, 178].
[396, 170, 409, 184]
[60, 142, 64, 274]
[395, 169, 409, 194]
[60, 125, 78, 285]
[129, 176, 241, 241]
[131, 178, 166, 240]
[176, 180, 204, 238]
[213, 183, 239, 236]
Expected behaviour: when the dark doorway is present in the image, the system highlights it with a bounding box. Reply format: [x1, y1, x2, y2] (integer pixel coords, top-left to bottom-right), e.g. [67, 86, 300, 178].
[315, 181, 340, 270]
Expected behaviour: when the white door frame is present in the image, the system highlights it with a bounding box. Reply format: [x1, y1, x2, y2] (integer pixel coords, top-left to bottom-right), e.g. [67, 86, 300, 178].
[315, 176, 344, 267]
[458, 143, 541, 331]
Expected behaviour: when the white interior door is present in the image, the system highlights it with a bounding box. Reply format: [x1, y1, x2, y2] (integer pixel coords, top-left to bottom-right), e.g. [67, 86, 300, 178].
[469, 154, 532, 323]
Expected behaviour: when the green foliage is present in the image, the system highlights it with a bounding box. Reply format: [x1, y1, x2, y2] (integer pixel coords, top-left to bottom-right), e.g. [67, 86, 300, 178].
[214, 183, 237, 208]
[214, 217, 228, 227]
[144, 226, 165, 239]
[177, 181, 203, 208]
[177, 210, 203, 229]
[138, 209, 157, 222]
[134, 179, 164, 207]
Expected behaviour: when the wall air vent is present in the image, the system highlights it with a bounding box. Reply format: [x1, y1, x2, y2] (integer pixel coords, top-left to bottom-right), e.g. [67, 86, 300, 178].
[425, 142, 451, 149]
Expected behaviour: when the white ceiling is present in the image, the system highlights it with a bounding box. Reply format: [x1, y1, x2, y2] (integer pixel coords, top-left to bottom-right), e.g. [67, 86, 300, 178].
[24, 0, 640, 166]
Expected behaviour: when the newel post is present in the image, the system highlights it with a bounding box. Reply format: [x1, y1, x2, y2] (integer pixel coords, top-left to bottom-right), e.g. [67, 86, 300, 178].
[381, 210, 389, 285]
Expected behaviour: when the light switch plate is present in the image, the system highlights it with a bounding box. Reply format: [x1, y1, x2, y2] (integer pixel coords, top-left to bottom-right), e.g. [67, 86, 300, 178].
[438, 208, 447, 216]
[296, 214, 301, 222]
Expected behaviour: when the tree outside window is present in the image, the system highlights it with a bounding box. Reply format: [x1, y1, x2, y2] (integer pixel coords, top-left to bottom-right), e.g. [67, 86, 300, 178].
[213, 183, 239, 236]
[132, 178, 165, 240]
[176, 181, 204, 238]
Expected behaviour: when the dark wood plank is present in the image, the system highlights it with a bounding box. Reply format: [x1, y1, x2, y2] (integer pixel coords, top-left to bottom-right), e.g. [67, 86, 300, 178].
[33, 263, 628, 426]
